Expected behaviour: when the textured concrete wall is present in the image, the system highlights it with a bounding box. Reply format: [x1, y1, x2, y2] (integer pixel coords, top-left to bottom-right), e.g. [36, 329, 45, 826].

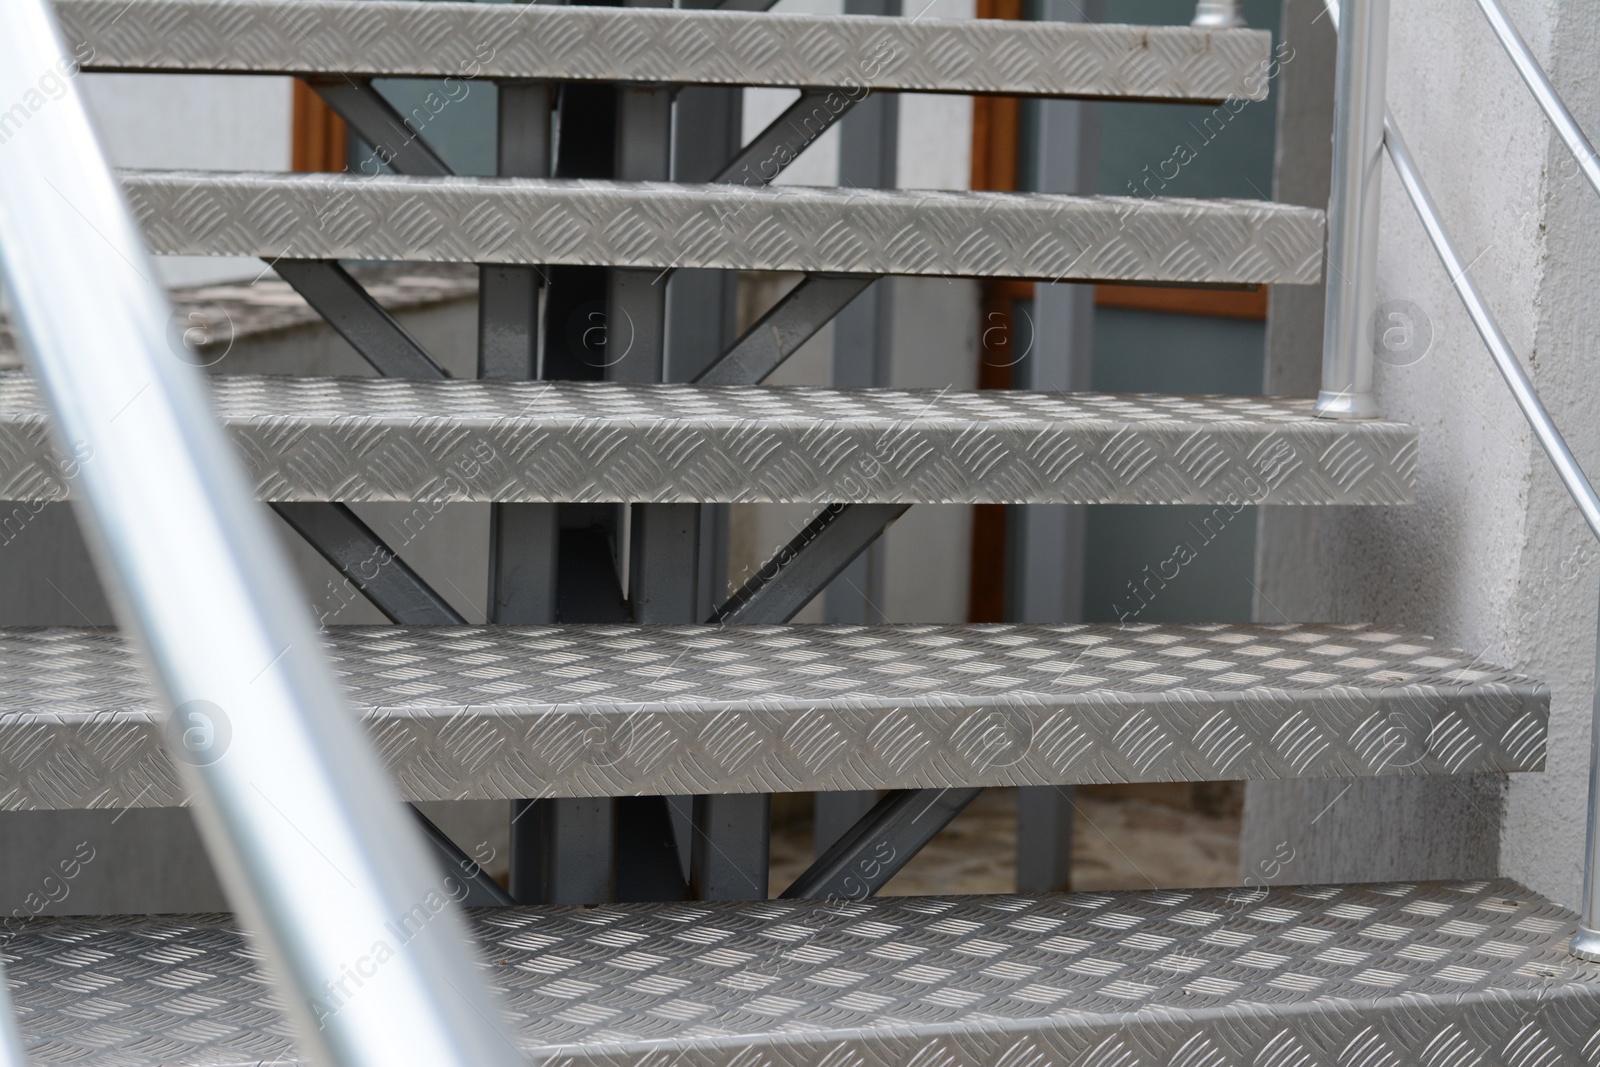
[1246, 0, 1600, 907]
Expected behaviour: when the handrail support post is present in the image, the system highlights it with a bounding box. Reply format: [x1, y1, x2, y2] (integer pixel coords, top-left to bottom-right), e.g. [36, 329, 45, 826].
[1192, 1, 1246, 28]
[1317, 0, 1388, 419]
[1574, 595, 1600, 960]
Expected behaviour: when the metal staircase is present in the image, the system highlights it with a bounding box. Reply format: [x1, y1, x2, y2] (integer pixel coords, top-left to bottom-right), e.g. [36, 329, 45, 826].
[0, 0, 1597, 1064]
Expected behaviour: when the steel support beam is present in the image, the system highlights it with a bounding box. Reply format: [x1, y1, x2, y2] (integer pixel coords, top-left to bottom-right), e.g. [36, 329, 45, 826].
[310, 77, 453, 178]
[605, 32, 722, 899]
[1016, 786, 1075, 893]
[709, 503, 911, 625]
[479, 77, 590, 908]
[783, 788, 982, 900]
[411, 806, 514, 908]
[272, 502, 465, 626]
[606, 34, 672, 386]
[274, 259, 449, 380]
[1007, 0, 1102, 895]
[822, 11, 899, 829]
[695, 274, 875, 386]
[713, 89, 862, 187]
[815, 791, 880, 858]
[630, 503, 701, 624]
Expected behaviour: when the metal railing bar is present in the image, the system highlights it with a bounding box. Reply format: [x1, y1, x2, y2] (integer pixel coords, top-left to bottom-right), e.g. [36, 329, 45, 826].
[1382, 113, 1600, 541]
[0, 3, 520, 1063]
[0, 962, 23, 1067]
[1473, 0, 1600, 207]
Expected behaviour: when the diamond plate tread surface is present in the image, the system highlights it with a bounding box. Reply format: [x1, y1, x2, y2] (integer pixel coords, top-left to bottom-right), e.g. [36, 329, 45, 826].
[0, 376, 1414, 505]
[60, 0, 1272, 101]
[120, 171, 1326, 285]
[0, 623, 1545, 809]
[6, 880, 1599, 1066]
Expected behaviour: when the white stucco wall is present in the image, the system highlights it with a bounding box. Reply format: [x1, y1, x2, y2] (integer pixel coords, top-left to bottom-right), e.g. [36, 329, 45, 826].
[1248, 0, 1600, 908]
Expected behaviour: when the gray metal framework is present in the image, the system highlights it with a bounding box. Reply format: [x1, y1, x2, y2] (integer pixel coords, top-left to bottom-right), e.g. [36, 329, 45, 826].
[785, 787, 981, 898]
[60, 0, 1272, 100]
[695, 275, 875, 386]
[272, 260, 449, 379]
[0, 377, 1419, 506]
[0, 622, 1547, 809]
[6, 879, 1600, 1067]
[121, 171, 1326, 284]
[306, 78, 453, 178]
[710, 504, 910, 623]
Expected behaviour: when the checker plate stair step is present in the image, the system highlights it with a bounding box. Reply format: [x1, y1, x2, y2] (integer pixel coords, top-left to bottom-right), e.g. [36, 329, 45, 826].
[5, 880, 1599, 1066]
[0, 623, 1545, 809]
[59, 0, 1273, 100]
[120, 171, 1326, 284]
[0, 376, 1416, 505]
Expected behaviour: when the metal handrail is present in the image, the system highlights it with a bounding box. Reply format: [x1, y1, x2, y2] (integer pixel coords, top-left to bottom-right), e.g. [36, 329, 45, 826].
[0, 3, 525, 1063]
[0, 962, 22, 1067]
[1474, 0, 1600, 205]
[1323, 0, 1600, 959]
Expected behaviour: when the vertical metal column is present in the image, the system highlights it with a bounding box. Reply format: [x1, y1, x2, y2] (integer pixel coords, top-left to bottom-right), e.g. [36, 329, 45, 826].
[815, 0, 902, 857]
[659, 31, 746, 892]
[482, 81, 558, 627]
[1191, 0, 1245, 27]
[1577, 597, 1600, 959]
[691, 794, 772, 900]
[825, 0, 900, 634]
[1316, 0, 1388, 419]
[1010, 0, 1100, 894]
[489, 81, 613, 906]
[607, 0, 675, 387]
[511, 798, 615, 904]
[666, 37, 741, 625]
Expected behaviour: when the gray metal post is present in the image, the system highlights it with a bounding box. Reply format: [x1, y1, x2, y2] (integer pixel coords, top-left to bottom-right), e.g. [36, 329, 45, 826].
[1192, 0, 1246, 27]
[483, 80, 590, 906]
[1009, 0, 1100, 895]
[1316, 0, 1388, 419]
[825, 0, 901, 634]
[1578, 599, 1600, 960]
[511, 798, 616, 905]
[690, 794, 771, 900]
[817, 0, 901, 848]
[607, 0, 674, 386]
